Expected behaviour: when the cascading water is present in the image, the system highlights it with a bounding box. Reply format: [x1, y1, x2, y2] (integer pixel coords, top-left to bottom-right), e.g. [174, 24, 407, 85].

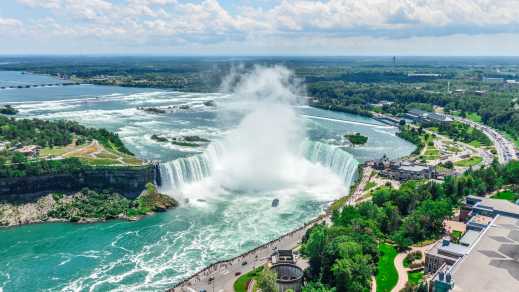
[300, 141, 359, 190]
[159, 140, 358, 194]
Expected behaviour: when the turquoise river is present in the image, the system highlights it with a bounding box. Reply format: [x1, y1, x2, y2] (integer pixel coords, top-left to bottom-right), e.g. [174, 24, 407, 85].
[0, 71, 415, 291]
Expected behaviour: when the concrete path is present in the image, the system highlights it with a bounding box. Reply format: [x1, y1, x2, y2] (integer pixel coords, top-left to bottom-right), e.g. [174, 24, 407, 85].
[391, 242, 436, 292]
[392, 252, 409, 292]
[371, 275, 377, 292]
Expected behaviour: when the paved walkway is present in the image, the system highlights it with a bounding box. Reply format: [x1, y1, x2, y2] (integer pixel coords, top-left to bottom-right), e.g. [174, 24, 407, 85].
[391, 243, 437, 292]
[371, 275, 377, 292]
[171, 219, 320, 292]
[392, 252, 409, 292]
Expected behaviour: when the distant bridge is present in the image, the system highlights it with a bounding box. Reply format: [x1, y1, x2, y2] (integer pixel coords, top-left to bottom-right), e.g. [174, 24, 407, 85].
[0, 82, 80, 90]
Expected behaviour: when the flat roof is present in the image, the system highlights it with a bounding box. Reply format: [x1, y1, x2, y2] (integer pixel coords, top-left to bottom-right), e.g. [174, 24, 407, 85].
[459, 230, 480, 246]
[452, 215, 519, 291]
[469, 215, 493, 226]
[439, 242, 470, 257]
[444, 220, 466, 234]
[399, 165, 429, 172]
[468, 196, 519, 216]
[427, 241, 466, 261]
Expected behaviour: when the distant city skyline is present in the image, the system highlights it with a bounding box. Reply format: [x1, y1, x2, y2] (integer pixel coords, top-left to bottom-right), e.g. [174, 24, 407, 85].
[1, 0, 519, 55]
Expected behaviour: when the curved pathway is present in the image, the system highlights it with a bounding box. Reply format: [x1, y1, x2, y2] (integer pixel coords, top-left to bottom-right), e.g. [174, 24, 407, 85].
[392, 252, 409, 292]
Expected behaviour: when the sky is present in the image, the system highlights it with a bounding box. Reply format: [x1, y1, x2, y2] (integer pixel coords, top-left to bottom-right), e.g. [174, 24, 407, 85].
[1, 0, 519, 56]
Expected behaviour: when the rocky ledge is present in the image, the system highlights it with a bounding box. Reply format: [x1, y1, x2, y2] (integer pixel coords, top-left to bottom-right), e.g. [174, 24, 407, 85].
[0, 183, 177, 227]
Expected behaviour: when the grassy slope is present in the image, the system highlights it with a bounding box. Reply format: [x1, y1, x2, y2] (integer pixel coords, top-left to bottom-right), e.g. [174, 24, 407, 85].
[234, 266, 263, 292]
[376, 244, 398, 292]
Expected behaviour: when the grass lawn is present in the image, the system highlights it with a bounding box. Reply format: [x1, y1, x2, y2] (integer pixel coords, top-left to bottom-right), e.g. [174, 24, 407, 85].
[365, 181, 377, 191]
[376, 244, 398, 292]
[423, 147, 440, 161]
[79, 157, 120, 166]
[40, 146, 70, 157]
[466, 112, 482, 123]
[469, 140, 482, 148]
[492, 190, 519, 202]
[234, 266, 263, 292]
[446, 145, 461, 153]
[454, 156, 483, 167]
[407, 270, 424, 285]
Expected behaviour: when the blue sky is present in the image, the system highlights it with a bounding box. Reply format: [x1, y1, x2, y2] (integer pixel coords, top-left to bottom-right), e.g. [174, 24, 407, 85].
[1, 0, 519, 55]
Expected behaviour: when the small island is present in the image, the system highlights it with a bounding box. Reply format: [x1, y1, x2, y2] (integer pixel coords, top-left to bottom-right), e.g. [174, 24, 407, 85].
[151, 134, 210, 147]
[0, 105, 18, 115]
[345, 132, 368, 145]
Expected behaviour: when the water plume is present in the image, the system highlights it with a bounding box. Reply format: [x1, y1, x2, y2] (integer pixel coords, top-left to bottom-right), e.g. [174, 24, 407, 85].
[160, 66, 357, 198]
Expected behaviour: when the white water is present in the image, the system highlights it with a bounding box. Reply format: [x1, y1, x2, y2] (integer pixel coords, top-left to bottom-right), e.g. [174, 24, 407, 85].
[159, 140, 358, 195]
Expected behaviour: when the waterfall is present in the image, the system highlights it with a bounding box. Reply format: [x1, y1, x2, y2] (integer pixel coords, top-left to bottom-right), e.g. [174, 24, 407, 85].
[300, 141, 359, 189]
[159, 142, 223, 192]
[159, 140, 358, 193]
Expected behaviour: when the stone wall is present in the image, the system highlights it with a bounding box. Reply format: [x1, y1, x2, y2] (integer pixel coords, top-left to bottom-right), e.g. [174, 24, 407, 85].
[0, 164, 157, 202]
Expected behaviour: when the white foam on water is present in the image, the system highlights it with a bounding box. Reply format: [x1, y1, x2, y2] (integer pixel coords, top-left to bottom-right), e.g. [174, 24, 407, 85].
[303, 114, 396, 129]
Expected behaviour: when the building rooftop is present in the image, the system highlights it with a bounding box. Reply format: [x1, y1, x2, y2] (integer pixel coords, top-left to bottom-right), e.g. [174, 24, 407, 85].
[469, 214, 494, 226]
[452, 215, 519, 292]
[459, 230, 480, 246]
[399, 164, 430, 172]
[468, 195, 519, 218]
[444, 220, 466, 234]
[428, 240, 469, 260]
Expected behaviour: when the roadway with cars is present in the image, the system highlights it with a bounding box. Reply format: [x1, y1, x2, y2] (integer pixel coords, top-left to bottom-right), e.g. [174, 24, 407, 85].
[451, 116, 518, 164]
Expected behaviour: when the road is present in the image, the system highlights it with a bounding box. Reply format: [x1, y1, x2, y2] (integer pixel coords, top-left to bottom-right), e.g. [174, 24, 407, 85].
[451, 116, 518, 164]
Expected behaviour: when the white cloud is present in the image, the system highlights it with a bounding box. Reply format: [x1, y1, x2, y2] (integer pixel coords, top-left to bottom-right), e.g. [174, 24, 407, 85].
[0, 17, 23, 34]
[7, 0, 519, 54]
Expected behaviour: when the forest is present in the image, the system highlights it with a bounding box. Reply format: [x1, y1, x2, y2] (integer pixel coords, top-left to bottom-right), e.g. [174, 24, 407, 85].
[0, 116, 131, 154]
[301, 160, 519, 291]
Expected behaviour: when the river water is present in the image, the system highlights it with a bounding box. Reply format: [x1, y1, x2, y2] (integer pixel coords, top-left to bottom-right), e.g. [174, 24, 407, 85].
[0, 71, 415, 291]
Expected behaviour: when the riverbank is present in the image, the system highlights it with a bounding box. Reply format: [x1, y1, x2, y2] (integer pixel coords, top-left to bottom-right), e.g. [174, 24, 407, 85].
[0, 183, 177, 228]
[170, 165, 370, 291]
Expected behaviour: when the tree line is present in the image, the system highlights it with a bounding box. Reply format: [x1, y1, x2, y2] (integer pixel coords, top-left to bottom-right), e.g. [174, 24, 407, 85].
[300, 160, 519, 291]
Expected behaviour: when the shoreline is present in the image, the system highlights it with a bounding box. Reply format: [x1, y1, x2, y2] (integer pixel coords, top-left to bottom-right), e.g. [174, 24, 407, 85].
[0, 184, 177, 229]
[170, 164, 368, 291]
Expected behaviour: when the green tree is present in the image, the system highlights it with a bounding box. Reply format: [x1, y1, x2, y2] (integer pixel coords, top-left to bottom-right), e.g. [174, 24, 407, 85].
[256, 268, 279, 292]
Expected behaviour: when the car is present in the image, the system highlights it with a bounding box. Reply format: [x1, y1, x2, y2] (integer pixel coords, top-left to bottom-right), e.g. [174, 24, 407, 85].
[241, 261, 247, 266]
[235, 272, 242, 276]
